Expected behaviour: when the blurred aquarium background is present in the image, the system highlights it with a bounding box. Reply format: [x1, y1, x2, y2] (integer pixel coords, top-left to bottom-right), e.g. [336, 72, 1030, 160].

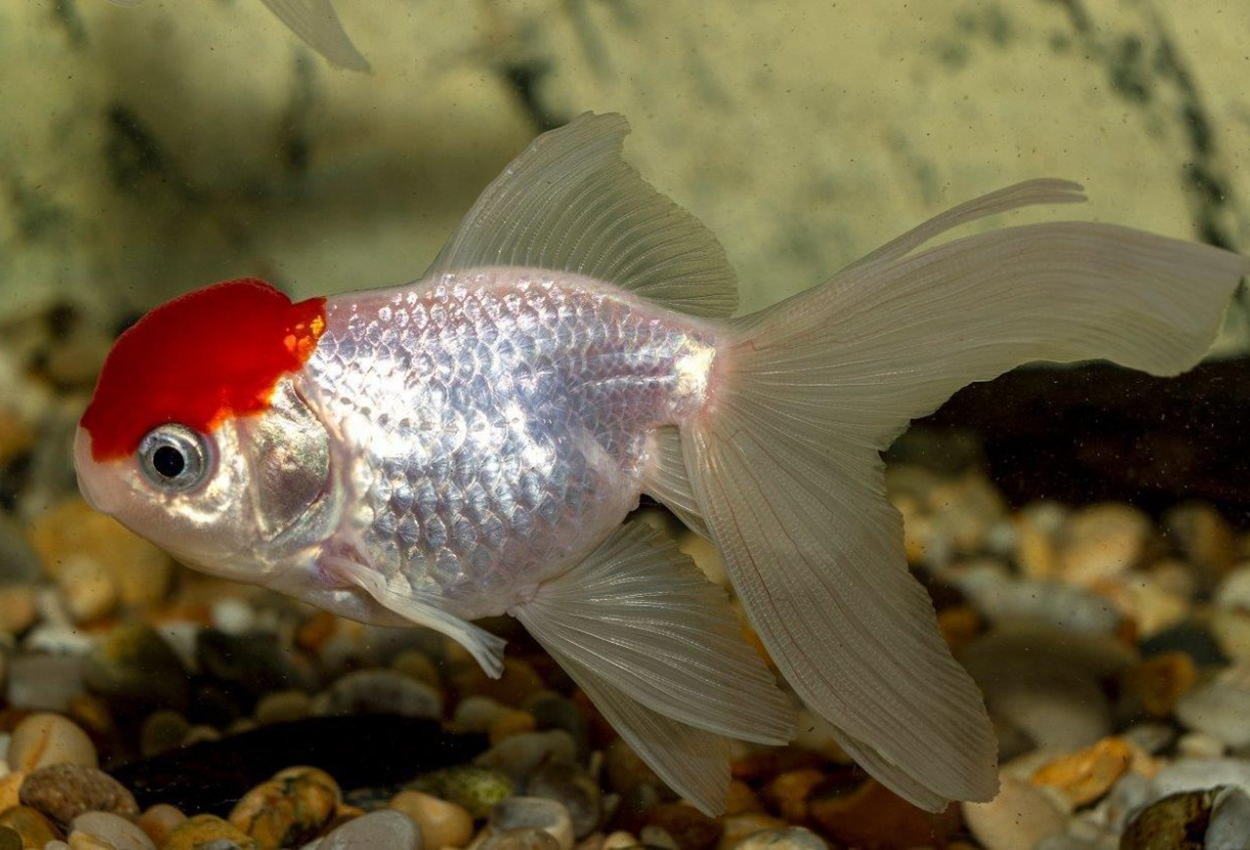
[2, 2, 1250, 849]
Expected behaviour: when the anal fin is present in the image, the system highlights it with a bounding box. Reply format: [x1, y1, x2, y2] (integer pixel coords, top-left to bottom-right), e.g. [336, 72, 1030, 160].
[513, 522, 794, 810]
[643, 426, 710, 538]
[538, 628, 734, 816]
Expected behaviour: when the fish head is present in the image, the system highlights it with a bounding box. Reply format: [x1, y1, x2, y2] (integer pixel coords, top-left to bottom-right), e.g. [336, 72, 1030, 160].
[74, 278, 336, 581]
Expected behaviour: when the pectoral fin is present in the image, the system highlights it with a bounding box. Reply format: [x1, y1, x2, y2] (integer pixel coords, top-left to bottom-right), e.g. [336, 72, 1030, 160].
[324, 554, 506, 677]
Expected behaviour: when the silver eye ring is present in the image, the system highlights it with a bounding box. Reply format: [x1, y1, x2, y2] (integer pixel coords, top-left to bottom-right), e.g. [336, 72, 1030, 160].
[138, 424, 211, 492]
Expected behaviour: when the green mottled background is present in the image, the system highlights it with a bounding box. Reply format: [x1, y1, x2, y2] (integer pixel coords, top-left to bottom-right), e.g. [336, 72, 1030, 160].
[2, 0, 1248, 350]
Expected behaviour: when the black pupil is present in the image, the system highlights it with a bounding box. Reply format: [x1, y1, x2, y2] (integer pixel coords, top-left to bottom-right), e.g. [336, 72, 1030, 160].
[152, 445, 186, 478]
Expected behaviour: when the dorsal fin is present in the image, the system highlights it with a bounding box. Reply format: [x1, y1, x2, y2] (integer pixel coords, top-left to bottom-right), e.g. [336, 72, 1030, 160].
[427, 113, 739, 318]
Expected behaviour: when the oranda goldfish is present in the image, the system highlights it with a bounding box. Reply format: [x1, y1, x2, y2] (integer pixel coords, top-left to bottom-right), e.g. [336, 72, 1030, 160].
[73, 113, 1249, 814]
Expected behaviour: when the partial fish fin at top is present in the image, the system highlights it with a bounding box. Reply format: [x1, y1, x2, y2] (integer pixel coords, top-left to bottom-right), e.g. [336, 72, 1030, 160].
[643, 426, 710, 538]
[684, 191, 1250, 811]
[514, 522, 794, 746]
[259, 0, 370, 71]
[323, 554, 505, 677]
[428, 113, 738, 317]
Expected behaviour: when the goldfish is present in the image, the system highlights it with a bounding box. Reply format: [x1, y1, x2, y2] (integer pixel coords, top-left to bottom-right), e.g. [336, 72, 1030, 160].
[73, 113, 1249, 814]
[107, 0, 369, 71]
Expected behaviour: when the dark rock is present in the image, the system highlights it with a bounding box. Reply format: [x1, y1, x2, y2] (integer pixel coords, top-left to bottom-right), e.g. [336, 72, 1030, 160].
[110, 715, 483, 816]
[0, 826, 17, 850]
[19, 763, 138, 825]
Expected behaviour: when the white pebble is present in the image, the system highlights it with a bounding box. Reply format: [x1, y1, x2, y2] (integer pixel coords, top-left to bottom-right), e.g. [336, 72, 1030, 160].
[963, 777, 1066, 850]
[1207, 787, 1250, 850]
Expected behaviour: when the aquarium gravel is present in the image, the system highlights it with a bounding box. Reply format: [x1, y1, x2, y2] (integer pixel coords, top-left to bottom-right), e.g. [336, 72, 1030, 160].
[2, 321, 1250, 849]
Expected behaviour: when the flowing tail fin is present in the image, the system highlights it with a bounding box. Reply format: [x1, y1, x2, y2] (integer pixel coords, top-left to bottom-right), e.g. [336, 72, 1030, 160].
[681, 180, 1250, 811]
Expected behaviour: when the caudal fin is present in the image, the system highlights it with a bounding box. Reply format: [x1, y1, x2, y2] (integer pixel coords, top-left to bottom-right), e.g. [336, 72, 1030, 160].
[682, 181, 1250, 811]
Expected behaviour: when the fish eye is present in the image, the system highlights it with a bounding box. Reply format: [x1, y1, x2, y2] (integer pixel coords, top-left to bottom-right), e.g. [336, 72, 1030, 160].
[137, 424, 211, 491]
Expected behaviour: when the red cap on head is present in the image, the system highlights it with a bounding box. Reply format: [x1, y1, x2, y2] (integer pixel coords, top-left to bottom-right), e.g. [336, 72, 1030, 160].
[80, 278, 327, 461]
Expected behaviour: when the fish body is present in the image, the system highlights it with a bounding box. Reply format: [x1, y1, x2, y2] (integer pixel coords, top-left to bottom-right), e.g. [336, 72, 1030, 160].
[74, 113, 1250, 815]
[293, 271, 718, 622]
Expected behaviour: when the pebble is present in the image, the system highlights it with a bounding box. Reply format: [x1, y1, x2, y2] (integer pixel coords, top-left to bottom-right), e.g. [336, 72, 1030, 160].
[1206, 786, 1250, 850]
[601, 831, 637, 850]
[454, 697, 513, 733]
[211, 599, 257, 635]
[644, 804, 721, 850]
[84, 624, 189, 714]
[139, 710, 191, 757]
[1120, 788, 1216, 850]
[229, 766, 341, 850]
[1176, 732, 1226, 760]
[0, 827, 16, 850]
[526, 695, 591, 761]
[1163, 502, 1235, 578]
[0, 806, 59, 849]
[955, 569, 1122, 634]
[962, 777, 1067, 850]
[164, 814, 259, 850]
[1059, 503, 1151, 586]
[730, 828, 827, 850]
[476, 731, 576, 784]
[136, 804, 186, 846]
[254, 691, 313, 725]
[19, 763, 138, 825]
[525, 763, 601, 839]
[1103, 772, 1154, 833]
[1151, 758, 1250, 799]
[454, 659, 545, 707]
[69, 812, 155, 850]
[317, 670, 442, 719]
[6, 655, 87, 713]
[318, 810, 421, 850]
[716, 815, 788, 850]
[603, 740, 662, 796]
[0, 772, 23, 809]
[481, 828, 561, 850]
[489, 710, 538, 744]
[391, 650, 440, 688]
[491, 797, 574, 850]
[1030, 737, 1132, 807]
[1175, 663, 1250, 748]
[388, 791, 473, 850]
[8, 713, 96, 772]
[408, 766, 515, 819]
[1122, 652, 1197, 718]
[196, 630, 314, 699]
[0, 586, 36, 636]
[55, 557, 117, 625]
[807, 778, 959, 848]
[761, 770, 823, 823]
[638, 825, 678, 850]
